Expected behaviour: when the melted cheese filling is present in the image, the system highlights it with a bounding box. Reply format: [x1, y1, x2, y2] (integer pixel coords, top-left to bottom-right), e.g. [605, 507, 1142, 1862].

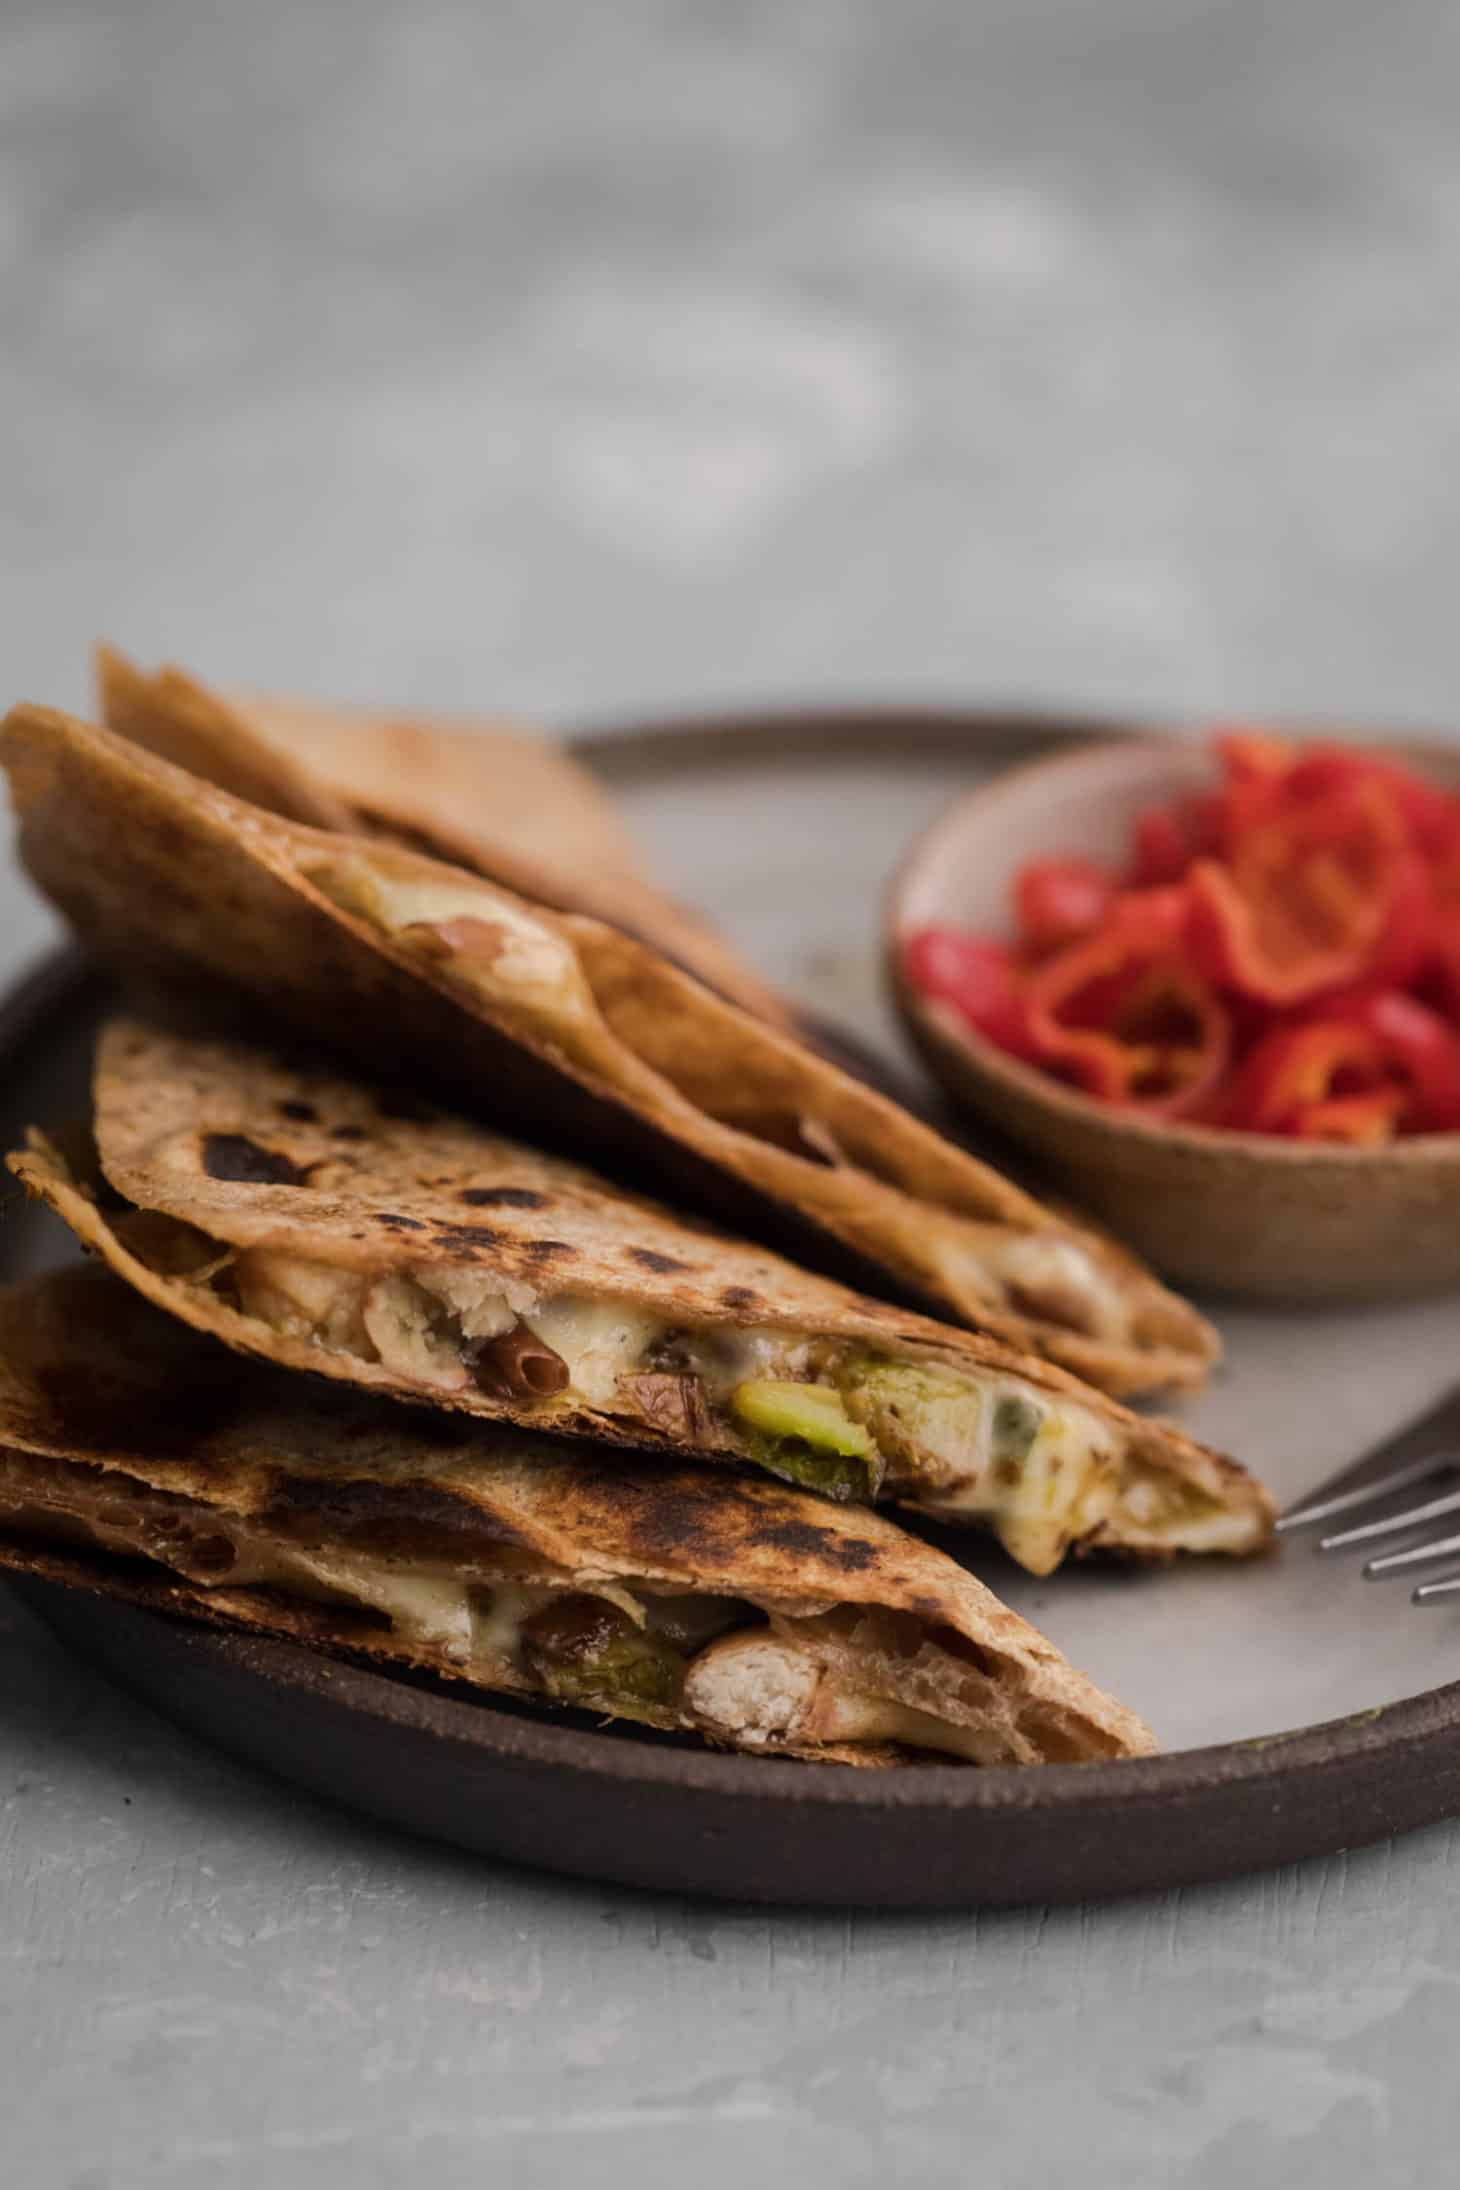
[308, 860, 595, 1016]
[526, 1298, 671, 1407]
[221, 1249, 1187, 1573]
[935, 1226, 1131, 1345]
[230, 1255, 800, 1411]
[848, 1366, 1124, 1575]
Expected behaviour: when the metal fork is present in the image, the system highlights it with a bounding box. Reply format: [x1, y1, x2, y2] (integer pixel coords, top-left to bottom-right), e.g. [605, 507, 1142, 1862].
[1278, 1384, 1460, 1602]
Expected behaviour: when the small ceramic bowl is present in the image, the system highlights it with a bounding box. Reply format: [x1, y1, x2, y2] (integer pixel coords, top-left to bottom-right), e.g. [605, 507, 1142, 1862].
[888, 736, 1460, 1303]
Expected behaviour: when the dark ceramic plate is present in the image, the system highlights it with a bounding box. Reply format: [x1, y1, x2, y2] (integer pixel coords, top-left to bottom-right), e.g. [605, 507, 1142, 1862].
[7, 708, 1460, 1908]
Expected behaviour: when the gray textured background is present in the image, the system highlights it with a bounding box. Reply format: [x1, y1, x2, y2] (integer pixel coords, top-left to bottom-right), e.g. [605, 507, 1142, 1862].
[5, 4, 1460, 2184]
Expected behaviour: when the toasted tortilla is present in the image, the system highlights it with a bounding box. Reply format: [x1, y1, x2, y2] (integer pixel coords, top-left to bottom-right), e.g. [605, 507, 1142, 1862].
[0, 1266, 1156, 1765]
[1, 704, 1218, 1399]
[95, 645, 788, 1024]
[14, 1014, 1270, 1573]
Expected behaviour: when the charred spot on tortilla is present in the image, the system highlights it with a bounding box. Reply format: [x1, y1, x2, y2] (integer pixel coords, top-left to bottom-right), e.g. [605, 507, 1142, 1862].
[373, 1212, 427, 1232]
[426, 1221, 508, 1249]
[720, 1285, 762, 1310]
[264, 1476, 520, 1548]
[562, 1461, 862, 1571]
[459, 1187, 548, 1210]
[734, 1509, 882, 1570]
[523, 1237, 575, 1260]
[330, 1124, 366, 1143]
[278, 1100, 318, 1124]
[201, 1134, 307, 1187]
[630, 1248, 692, 1275]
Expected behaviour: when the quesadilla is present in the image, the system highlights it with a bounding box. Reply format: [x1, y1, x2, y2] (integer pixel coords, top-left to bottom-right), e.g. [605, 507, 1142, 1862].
[96, 645, 790, 1025]
[0, 704, 1218, 1399]
[0, 1266, 1156, 1765]
[12, 1016, 1270, 1575]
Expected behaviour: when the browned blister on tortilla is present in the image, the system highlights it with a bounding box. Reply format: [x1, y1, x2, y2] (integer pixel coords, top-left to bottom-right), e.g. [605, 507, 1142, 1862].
[1, 703, 1218, 1401]
[0, 1265, 1158, 1765]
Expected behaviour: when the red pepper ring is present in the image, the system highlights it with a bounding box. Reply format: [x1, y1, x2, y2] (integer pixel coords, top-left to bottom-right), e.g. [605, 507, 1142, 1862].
[1220, 991, 1460, 1140]
[1013, 856, 1115, 953]
[1186, 778, 1420, 1007]
[1213, 728, 1295, 849]
[1129, 794, 1223, 887]
[900, 927, 1042, 1060]
[1222, 1020, 1389, 1135]
[1284, 743, 1460, 859]
[1293, 988, 1460, 1133]
[1022, 890, 1232, 1118]
[1039, 967, 1232, 1115]
[1291, 1087, 1408, 1145]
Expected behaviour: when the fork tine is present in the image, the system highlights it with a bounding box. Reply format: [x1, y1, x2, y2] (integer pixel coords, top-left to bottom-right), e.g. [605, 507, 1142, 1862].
[1277, 1452, 1460, 1533]
[1413, 1575, 1460, 1605]
[1364, 1530, 1460, 1577]
[1318, 1485, 1460, 1553]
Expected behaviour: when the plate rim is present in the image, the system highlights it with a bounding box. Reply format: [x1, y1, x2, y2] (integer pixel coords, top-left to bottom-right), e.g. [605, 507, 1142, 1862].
[6, 699, 1460, 1898]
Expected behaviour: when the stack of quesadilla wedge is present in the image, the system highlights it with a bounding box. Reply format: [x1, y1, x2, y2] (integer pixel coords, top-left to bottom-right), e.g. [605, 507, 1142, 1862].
[1, 702, 1216, 1398]
[0, 685, 1278, 1774]
[0, 1266, 1156, 1766]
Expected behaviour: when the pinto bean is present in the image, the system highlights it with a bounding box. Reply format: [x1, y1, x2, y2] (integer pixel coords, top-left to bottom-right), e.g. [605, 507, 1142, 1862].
[472, 1323, 570, 1400]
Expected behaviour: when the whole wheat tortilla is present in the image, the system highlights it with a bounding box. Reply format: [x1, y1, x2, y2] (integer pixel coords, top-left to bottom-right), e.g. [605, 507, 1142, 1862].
[13, 1014, 1271, 1568]
[0, 702, 1216, 1396]
[96, 645, 788, 1024]
[0, 1265, 1156, 1765]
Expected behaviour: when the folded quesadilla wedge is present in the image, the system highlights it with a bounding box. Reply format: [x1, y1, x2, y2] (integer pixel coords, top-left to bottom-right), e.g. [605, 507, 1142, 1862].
[0, 705, 1217, 1399]
[12, 1017, 1270, 1574]
[0, 1266, 1156, 1765]
[95, 645, 790, 1026]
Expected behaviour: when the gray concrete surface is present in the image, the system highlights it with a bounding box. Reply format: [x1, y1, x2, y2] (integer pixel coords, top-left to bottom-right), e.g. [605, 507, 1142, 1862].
[5, 4, 1460, 2184]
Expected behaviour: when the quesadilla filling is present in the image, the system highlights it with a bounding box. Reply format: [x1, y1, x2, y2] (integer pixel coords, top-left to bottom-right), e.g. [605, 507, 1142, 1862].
[0, 1450, 1118, 1763]
[147, 1236, 1244, 1576]
[308, 858, 1144, 1351]
[933, 1227, 1129, 1345]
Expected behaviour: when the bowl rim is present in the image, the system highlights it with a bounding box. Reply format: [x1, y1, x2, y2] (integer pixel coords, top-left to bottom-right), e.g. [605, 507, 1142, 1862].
[886, 732, 1460, 1169]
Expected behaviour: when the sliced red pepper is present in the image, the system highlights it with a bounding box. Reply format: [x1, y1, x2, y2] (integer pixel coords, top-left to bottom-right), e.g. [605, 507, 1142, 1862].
[1129, 793, 1224, 887]
[1217, 729, 1293, 784]
[1014, 857, 1115, 953]
[901, 928, 1039, 1059]
[1291, 1087, 1407, 1145]
[1186, 778, 1416, 1006]
[1362, 850, 1432, 992]
[1223, 990, 1460, 1139]
[1130, 807, 1190, 888]
[1417, 814, 1460, 1018]
[1213, 728, 1295, 848]
[1022, 889, 1230, 1117]
[1284, 743, 1460, 859]
[1222, 1019, 1389, 1135]
[1426, 932, 1460, 1027]
[914, 730, 1460, 1141]
[1293, 988, 1460, 1132]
